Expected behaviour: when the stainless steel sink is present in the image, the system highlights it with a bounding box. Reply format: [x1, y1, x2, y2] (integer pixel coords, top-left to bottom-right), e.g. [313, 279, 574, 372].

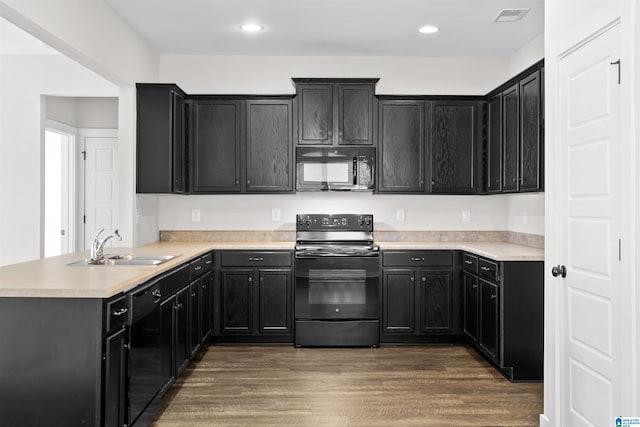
[68, 254, 180, 266]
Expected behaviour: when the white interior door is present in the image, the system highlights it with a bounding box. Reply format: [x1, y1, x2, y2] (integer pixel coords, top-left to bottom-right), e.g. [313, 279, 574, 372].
[553, 21, 631, 426]
[81, 129, 119, 251]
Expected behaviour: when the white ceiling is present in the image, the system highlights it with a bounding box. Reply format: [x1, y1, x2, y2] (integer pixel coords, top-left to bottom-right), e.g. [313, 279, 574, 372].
[104, 0, 544, 57]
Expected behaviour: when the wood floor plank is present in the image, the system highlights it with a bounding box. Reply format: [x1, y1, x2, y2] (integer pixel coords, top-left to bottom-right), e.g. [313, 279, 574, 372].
[151, 345, 543, 427]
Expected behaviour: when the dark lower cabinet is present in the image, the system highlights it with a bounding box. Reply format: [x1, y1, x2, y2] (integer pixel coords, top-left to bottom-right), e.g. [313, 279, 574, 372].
[419, 270, 453, 332]
[174, 286, 190, 376]
[381, 251, 459, 343]
[479, 279, 499, 361]
[214, 251, 293, 343]
[461, 252, 543, 381]
[103, 326, 128, 427]
[462, 272, 479, 343]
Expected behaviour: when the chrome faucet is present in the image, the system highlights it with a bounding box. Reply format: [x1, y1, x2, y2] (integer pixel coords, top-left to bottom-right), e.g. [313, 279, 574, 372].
[91, 229, 122, 261]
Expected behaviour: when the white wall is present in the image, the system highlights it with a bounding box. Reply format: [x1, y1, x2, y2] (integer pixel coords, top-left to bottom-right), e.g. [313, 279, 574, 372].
[0, 1, 160, 261]
[46, 96, 118, 128]
[159, 193, 510, 232]
[0, 55, 119, 266]
[160, 56, 512, 96]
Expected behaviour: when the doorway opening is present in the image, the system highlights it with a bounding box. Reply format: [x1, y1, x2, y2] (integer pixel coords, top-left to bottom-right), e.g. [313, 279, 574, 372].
[44, 122, 77, 257]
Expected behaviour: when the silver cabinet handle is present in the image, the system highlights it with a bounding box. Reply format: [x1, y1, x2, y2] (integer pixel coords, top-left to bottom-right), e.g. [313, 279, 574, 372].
[248, 277, 253, 282]
[421, 277, 426, 282]
[112, 307, 128, 316]
[410, 277, 415, 282]
[194, 265, 202, 271]
[491, 294, 497, 299]
[472, 284, 478, 289]
[191, 292, 197, 297]
[410, 257, 424, 261]
[205, 259, 212, 265]
[481, 266, 491, 271]
[151, 289, 162, 303]
[249, 257, 264, 261]
[464, 260, 473, 265]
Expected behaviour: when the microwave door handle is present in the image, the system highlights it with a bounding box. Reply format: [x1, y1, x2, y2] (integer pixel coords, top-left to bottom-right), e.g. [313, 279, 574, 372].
[353, 157, 357, 185]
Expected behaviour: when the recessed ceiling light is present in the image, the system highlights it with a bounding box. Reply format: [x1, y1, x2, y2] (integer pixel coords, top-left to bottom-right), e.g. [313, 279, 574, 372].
[419, 25, 439, 34]
[240, 23, 264, 32]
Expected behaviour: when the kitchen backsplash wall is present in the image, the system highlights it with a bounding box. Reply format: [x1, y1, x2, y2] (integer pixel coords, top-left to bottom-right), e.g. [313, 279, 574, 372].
[158, 193, 545, 236]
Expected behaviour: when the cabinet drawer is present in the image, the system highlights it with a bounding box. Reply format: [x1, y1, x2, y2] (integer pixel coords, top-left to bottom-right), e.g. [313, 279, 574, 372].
[161, 264, 190, 297]
[382, 250, 452, 267]
[190, 257, 204, 280]
[106, 295, 129, 332]
[462, 253, 478, 274]
[221, 251, 292, 267]
[478, 259, 499, 282]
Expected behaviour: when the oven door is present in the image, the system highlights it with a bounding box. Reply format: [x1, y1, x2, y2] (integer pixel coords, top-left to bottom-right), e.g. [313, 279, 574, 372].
[295, 256, 380, 320]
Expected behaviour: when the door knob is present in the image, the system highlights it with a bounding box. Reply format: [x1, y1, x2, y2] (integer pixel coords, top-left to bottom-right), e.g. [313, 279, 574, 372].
[552, 265, 567, 278]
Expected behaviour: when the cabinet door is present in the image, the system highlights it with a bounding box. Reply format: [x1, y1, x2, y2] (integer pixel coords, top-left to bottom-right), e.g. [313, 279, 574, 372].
[200, 271, 212, 343]
[137, 85, 183, 193]
[103, 327, 128, 427]
[337, 84, 374, 145]
[174, 286, 190, 376]
[486, 94, 502, 193]
[431, 101, 477, 193]
[191, 100, 241, 192]
[418, 269, 453, 333]
[172, 91, 187, 193]
[297, 84, 333, 145]
[502, 85, 520, 192]
[246, 100, 293, 192]
[382, 268, 415, 333]
[189, 280, 201, 358]
[463, 272, 479, 342]
[519, 70, 543, 191]
[159, 295, 175, 391]
[378, 100, 425, 193]
[479, 279, 499, 362]
[220, 269, 254, 334]
[258, 269, 292, 334]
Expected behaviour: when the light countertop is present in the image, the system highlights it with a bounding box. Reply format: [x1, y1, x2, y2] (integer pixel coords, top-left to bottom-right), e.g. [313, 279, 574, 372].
[0, 240, 542, 299]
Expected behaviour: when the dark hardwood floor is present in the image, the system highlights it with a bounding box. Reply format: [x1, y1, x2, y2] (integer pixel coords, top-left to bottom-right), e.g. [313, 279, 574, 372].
[151, 345, 543, 427]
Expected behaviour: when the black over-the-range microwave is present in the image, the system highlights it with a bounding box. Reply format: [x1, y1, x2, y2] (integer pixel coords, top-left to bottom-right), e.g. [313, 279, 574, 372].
[296, 147, 375, 191]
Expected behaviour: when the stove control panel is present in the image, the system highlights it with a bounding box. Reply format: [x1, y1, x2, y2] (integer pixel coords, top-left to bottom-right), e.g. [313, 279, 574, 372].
[296, 214, 374, 231]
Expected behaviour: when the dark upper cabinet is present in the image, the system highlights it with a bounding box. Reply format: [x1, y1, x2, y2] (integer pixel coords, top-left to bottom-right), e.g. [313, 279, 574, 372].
[136, 84, 187, 193]
[502, 84, 520, 192]
[519, 70, 543, 191]
[293, 78, 377, 146]
[377, 99, 426, 193]
[485, 62, 544, 194]
[486, 94, 502, 193]
[430, 100, 479, 193]
[191, 97, 294, 194]
[246, 99, 293, 192]
[191, 99, 242, 192]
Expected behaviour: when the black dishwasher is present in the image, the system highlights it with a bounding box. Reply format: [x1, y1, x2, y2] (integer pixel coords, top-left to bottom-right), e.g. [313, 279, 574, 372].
[128, 264, 189, 426]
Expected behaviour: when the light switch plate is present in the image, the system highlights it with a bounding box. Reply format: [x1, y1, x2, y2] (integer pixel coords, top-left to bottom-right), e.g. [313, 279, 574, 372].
[271, 208, 281, 222]
[462, 210, 471, 223]
[191, 209, 201, 222]
[396, 209, 405, 222]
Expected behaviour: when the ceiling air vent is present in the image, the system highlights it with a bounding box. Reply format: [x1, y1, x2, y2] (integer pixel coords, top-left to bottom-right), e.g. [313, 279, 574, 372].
[493, 8, 530, 23]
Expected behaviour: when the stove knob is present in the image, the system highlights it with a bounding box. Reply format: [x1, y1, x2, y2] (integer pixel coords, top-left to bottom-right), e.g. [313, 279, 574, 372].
[358, 217, 363, 226]
[365, 217, 371, 225]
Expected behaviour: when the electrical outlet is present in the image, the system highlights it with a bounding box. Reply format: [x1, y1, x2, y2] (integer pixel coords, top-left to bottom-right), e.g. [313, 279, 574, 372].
[396, 209, 405, 222]
[191, 209, 201, 222]
[462, 210, 471, 223]
[523, 210, 528, 225]
[271, 208, 281, 222]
